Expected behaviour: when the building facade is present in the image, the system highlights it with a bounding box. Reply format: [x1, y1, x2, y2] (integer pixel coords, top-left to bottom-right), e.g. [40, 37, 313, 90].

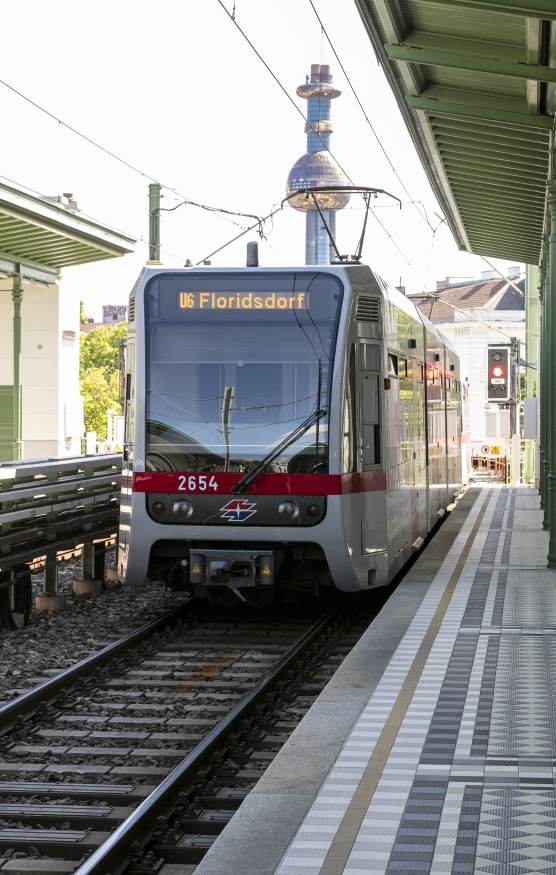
[81, 303, 128, 334]
[0, 278, 82, 458]
[410, 269, 525, 445]
[0, 182, 134, 462]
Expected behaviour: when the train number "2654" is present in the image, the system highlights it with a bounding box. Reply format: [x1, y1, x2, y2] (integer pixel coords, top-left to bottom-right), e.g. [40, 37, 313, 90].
[178, 475, 219, 492]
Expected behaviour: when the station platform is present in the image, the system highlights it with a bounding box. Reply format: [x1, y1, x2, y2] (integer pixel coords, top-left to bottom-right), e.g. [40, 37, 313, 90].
[195, 485, 556, 875]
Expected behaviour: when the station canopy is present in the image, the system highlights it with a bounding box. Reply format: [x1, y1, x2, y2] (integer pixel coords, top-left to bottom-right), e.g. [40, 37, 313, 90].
[0, 182, 135, 280]
[355, 0, 555, 264]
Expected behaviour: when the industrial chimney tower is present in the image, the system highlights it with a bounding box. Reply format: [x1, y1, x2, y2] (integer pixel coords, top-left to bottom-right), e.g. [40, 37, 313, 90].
[286, 64, 350, 265]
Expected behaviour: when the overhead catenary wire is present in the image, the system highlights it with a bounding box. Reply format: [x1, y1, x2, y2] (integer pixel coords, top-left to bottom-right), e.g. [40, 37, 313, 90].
[0, 27, 423, 280]
[307, 0, 434, 232]
[0, 172, 196, 267]
[0, 76, 261, 234]
[213, 0, 428, 284]
[418, 291, 514, 340]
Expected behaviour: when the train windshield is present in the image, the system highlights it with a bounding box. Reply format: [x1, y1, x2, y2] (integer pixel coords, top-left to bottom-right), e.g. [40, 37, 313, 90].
[145, 271, 343, 474]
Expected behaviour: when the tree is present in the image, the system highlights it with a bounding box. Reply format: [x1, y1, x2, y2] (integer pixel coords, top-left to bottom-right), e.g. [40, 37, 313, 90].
[79, 301, 87, 327]
[80, 322, 127, 438]
[80, 368, 121, 437]
[80, 322, 127, 380]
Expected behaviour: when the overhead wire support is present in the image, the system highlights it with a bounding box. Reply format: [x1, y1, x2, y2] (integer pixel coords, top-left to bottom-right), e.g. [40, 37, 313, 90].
[282, 185, 402, 263]
[156, 198, 268, 238]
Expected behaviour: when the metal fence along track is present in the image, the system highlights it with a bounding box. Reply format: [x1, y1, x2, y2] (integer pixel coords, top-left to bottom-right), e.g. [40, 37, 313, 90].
[0, 453, 121, 628]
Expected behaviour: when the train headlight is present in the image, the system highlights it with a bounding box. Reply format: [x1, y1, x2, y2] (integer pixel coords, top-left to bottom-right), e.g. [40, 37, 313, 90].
[173, 500, 193, 520]
[278, 501, 299, 519]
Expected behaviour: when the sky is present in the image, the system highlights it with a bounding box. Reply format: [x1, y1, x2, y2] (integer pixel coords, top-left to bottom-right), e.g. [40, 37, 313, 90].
[0, 0, 523, 321]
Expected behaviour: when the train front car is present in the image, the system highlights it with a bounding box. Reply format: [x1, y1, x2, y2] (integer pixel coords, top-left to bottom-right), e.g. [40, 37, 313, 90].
[118, 264, 462, 602]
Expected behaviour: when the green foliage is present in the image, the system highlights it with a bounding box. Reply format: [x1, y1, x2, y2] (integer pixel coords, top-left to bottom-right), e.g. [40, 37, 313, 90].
[80, 322, 127, 438]
[80, 322, 127, 380]
[79, 301, 87, 327]
[80, 368, 120, 438]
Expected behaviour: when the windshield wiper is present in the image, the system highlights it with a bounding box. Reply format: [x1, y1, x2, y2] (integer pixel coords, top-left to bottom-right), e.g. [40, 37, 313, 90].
[231, 407, 328, 494]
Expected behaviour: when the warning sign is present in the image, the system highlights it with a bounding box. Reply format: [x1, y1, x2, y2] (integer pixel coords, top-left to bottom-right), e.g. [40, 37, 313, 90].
[490, 446, 500, 455]
[192, 563, 201, 574]
[261, 565, 271, 575]
[480, 444, 491, 455]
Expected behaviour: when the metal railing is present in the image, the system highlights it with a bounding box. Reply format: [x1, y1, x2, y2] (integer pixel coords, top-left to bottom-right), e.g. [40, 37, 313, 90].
[0, 454, 121, 629]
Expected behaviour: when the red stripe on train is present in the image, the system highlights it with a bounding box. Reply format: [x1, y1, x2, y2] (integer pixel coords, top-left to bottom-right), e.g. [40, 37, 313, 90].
[131, 471, 386, 496]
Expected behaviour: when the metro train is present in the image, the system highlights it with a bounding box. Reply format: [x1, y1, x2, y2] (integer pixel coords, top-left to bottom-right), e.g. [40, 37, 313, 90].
[118, 263, 463, 605]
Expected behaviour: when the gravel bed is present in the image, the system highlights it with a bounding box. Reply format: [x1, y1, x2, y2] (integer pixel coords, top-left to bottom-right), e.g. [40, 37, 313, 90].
[0, 551, 188, 704]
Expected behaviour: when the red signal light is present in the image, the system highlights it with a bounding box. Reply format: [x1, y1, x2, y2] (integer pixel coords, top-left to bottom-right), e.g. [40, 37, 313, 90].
[492, 366, 503, 377]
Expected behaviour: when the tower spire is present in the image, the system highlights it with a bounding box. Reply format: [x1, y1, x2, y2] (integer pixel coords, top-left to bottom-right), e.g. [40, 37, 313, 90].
[286, 63, 350, 265]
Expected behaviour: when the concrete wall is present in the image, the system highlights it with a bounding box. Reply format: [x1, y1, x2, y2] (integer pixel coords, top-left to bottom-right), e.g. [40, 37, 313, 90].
[0, 276, 83, 459]
[434, 309, 525, 444]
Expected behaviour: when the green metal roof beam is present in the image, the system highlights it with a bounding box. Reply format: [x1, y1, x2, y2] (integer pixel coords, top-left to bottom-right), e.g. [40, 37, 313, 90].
[408, 0, 556, 19]
[436, 149, 546, 173]
[450, 188, 545, 210]
[55, 253, 113, 267]
[458, 208, 542, 225]
[467, 241, 540, 260]
[386, 44, 556, 83]
[468, 244, 540, 261]
[433, 132, 550, 159]
[450, 178, 544, 202]
[440, 158, 547, 182]
[447, 168, 547, 189]
[466, 227, 541, 244]
[429, 118, 550, 146]
[406, 32, 527, 64]
[436, 153, 546, 177]
[424, 86, 525, 115]
[408, 96, 553, 128]
[0, 229, 66, 247]
[8, 239, 98, 257]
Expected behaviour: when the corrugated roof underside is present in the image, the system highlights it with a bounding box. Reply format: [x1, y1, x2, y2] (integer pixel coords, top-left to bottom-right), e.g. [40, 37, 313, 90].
[355, 0, 550, 264]
[0, 213, 117, 269]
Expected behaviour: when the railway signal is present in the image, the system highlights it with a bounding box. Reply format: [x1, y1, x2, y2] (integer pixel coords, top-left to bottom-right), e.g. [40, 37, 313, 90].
[486, 345, 511, 401]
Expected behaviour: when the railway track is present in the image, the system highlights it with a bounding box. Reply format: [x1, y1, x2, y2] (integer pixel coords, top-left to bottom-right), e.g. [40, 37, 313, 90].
[0, 591, 389, 875]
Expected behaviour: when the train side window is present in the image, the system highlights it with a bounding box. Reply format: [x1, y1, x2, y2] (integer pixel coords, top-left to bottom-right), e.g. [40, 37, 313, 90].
[363, 343, 381, 372]
[361, 343, 381, 468]
[418, 363, 424, 383]
[399, 358, 408, 379]
[388, 353, 398, 377]
[343, 344, 358, 473]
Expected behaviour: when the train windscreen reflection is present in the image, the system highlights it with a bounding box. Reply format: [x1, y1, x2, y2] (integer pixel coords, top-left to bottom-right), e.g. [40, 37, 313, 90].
[145, 272, 343, 474]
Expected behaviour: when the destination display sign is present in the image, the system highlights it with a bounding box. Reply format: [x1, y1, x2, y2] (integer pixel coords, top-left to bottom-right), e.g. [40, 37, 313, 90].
[178, 291, 307, 310]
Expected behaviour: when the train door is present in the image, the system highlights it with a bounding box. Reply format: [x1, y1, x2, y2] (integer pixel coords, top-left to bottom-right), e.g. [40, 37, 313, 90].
[123, 338, 135, 468]
[412, 357, 428, 544]
[359, 340, 386, 555]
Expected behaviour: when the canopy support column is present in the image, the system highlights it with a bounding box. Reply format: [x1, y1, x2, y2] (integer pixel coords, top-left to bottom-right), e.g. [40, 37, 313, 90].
[547, 137, 556, 564]
[540, 279, 549, 515]
[11, 269, 22, 461]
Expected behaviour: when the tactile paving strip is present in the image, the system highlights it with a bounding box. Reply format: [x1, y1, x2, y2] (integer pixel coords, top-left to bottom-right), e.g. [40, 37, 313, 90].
[275, 486, 556, 875]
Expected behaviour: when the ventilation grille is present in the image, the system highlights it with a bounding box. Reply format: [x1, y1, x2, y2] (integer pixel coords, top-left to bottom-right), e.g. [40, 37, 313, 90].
[356, 296, 379, 323]
[128, 296, 136, 322]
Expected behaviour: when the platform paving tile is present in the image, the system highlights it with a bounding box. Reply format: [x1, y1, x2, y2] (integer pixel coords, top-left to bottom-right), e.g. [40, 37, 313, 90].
[195, 487, 556, 875]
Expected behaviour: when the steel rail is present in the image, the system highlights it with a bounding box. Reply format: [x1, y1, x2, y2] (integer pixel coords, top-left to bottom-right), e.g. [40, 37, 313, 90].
[0, 601, 193, 734]
[74, 608, 338, 875]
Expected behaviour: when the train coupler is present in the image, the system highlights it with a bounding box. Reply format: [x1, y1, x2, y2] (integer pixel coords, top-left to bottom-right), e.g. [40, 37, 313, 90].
[190, 549, 274, 588]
